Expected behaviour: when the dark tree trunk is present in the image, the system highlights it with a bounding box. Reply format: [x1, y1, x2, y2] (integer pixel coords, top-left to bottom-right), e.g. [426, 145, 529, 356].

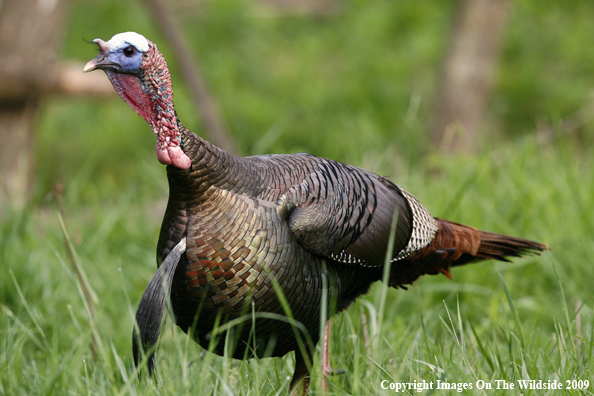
[431, 0, 509, 153]
[0, 0, 68, 209]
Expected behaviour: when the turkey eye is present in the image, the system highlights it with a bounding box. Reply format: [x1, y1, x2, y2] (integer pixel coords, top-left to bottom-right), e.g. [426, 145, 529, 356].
[123, 46, 136, 57]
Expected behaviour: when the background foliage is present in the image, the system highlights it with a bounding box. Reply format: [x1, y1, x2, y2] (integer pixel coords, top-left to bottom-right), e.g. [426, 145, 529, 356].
[1, 0, 593, 394]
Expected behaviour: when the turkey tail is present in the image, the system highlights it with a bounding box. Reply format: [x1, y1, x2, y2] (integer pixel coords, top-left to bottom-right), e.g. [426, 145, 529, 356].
[389, 219, 549, 288]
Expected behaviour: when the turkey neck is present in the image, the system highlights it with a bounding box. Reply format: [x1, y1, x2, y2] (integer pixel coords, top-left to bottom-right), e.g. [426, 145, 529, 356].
[157, 122, 259, 261]
[171, 122, 261, 197]
[108, 41, 192, 169]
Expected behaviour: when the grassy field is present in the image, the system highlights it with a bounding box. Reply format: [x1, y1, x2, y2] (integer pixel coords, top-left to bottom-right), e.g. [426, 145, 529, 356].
[2, 0, 594, 395]
[2, 136, 592, 395]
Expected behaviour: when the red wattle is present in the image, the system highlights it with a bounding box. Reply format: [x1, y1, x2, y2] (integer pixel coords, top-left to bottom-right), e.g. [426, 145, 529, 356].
[156, 145, 171, 165]
[156, 144, 191, 169]
[168, 146, 192, 169]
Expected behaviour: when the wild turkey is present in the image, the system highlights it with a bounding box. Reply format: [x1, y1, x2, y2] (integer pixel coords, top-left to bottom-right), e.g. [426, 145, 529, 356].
[84, 32, 548, 394]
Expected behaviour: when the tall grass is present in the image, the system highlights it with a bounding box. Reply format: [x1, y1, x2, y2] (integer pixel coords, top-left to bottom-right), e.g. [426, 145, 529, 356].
[1, 136, 592, 395]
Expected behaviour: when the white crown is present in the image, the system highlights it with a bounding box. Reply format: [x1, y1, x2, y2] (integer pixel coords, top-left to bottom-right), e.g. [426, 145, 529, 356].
[107, 32, 149, 53]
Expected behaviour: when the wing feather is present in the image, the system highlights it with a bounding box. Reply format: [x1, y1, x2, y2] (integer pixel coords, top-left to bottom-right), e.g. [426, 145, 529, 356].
[267, 156, 435, 267]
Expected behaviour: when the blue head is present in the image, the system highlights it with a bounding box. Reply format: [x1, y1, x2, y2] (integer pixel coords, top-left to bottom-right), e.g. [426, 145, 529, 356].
[84, 32, 192, 170]
[84, 32, 149, 74]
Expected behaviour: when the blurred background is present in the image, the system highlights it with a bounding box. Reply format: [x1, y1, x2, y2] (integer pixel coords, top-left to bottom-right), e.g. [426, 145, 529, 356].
[1, 0, 593, 394]
[2, 0, 593, 207]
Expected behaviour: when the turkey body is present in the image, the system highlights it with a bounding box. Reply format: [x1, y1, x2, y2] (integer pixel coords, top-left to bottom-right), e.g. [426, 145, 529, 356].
[83, 32, 548, 394]
[160, 122, 413, 359]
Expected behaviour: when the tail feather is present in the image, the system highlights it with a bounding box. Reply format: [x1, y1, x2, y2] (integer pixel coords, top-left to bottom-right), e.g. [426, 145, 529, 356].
[388, 218, 549, 288]
[455, 225, 549, 265]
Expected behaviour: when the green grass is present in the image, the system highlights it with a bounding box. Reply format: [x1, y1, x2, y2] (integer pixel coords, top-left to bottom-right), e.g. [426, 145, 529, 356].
[1, 136, 593, 395]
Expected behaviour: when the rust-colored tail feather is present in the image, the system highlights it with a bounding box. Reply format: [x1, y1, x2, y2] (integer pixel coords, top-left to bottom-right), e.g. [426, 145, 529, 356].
[389, 218, 549, 288]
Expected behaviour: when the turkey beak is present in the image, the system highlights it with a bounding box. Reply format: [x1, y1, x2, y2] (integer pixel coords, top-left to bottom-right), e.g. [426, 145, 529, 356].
[84, 54, 122, 73]
[84, 38, 117, 73]
[83, 57, 101, 73]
